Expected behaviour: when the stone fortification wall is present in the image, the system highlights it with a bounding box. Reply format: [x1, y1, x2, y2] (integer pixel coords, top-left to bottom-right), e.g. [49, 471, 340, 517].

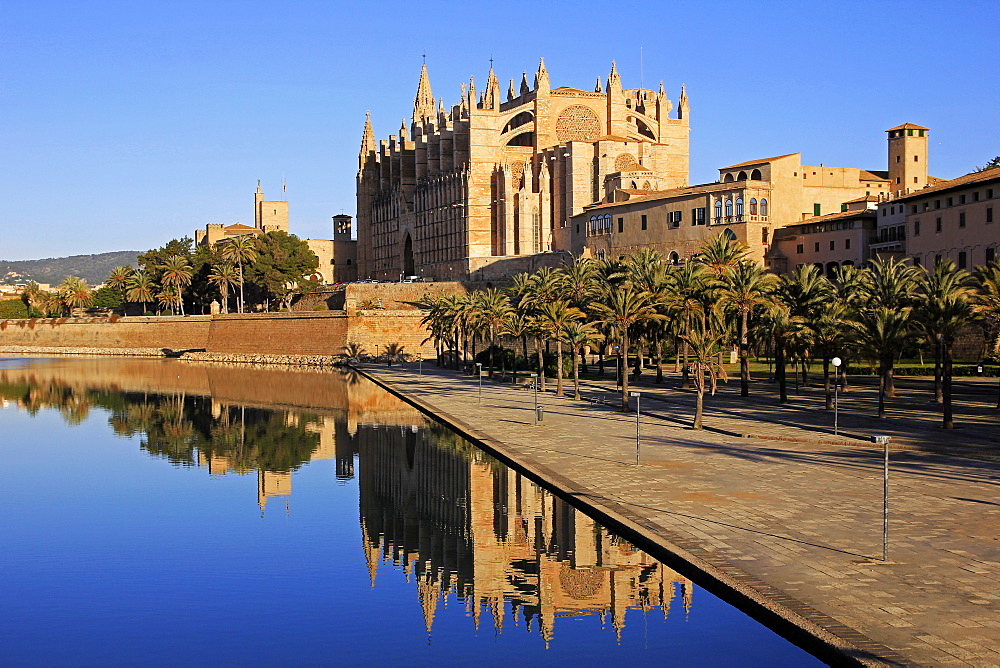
[343, 281, 494, 311]
[0, 311, 435, 360]
[206, 311, 349, 356]
[0, 316, 211, 352]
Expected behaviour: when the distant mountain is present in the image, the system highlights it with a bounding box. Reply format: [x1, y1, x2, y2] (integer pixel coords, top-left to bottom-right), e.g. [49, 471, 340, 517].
[0, 251, 141, 287]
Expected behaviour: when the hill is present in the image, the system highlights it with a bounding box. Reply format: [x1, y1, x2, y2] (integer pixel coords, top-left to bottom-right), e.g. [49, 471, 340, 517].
[0, 251, 141, 286]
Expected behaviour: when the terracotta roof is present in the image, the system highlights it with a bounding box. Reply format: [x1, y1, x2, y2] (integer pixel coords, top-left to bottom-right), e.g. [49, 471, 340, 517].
[620, 165, 653, 173]
[886, 123, 930, 132]
[844, 195, 880, 203]
[892, 166, 1000, 201]
[552, 86, 590, 93]
[859, 170, 889, 181]
[225, 224, 257, 231]
[593, 135, 637, 142]
[793, 208, 877, 226]
[720, 153, 799, 170]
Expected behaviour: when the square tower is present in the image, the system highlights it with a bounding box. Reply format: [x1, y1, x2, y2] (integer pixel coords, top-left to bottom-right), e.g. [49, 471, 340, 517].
[887, 123, 929, 196]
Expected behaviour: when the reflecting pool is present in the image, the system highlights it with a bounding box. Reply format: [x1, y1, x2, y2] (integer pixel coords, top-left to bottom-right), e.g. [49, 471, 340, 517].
[0, 357, 823, 666]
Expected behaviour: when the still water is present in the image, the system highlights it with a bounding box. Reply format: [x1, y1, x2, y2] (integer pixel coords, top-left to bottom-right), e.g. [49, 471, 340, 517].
[0, 357, 823, 666]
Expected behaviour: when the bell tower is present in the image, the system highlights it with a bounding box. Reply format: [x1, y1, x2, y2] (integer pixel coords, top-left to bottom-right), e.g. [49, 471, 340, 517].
[887, 123, 929, 196]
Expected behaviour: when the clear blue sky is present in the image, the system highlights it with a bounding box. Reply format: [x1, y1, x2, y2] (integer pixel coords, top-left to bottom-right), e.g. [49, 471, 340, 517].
[3, 0, 997, 261]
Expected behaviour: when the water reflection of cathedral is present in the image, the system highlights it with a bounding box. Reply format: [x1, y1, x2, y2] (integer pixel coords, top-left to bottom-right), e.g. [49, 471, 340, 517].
[357, 422, 693, 643]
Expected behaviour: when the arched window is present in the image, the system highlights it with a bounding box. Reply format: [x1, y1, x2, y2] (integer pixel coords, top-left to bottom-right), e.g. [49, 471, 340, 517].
[723, 173, 735, 183]
[589, 216, 597, 235]
[714, 199, 723, 221]
[760, 198, 768, 216]
[669, 251, 680, 265]
[604, 214, 612, 231]
[723, 229, 737, 242]
[736, 198, 744, 218]
[749, 198, 758, 215]
[750, 169, 762, 180]
[737, 171, 748, 181]
[725, 198, 733, 218]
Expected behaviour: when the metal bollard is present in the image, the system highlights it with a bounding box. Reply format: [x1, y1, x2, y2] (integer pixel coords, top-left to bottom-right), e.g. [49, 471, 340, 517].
[535, 406, 544, 422]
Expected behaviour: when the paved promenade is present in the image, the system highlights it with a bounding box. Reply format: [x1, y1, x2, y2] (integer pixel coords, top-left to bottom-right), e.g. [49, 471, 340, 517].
[358, 361, 1000, 667]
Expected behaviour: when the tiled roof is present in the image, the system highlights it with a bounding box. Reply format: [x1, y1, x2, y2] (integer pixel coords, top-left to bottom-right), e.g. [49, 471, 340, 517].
[794, 208, 877, 225]
[844, 195, 880, 203]
[859, 170, 889, 181]
[720, 153, 799, 170]
[225, 224, 257, 231]
[893, 166, 1000, 201]
[886, 123, 930, 132]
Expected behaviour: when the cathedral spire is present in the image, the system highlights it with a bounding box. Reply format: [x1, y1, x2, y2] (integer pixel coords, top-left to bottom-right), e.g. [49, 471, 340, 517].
[608, 60, 622, 93]
[399, 118, 408, 142]
[483, 66, 501, 110]
[678, 84, 689, 120]
[534, 57, 550, 93]
[595, 76, 603, 93]
[413, 63, 435, 124]
[467, 76, 477, 110]
[520, 71, 530, 96]
[359, 111, 375, 167]
[508, 78, 516, 102]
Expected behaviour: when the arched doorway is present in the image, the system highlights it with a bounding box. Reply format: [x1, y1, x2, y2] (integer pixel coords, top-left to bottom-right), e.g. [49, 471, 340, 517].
[402, 233, 415, 276]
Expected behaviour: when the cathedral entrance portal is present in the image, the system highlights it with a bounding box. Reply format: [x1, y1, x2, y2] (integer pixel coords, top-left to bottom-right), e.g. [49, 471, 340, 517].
[402, 233, 415, 277]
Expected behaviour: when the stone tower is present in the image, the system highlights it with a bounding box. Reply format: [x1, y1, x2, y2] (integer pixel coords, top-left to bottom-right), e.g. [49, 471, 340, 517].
[887, 123, 929, 196]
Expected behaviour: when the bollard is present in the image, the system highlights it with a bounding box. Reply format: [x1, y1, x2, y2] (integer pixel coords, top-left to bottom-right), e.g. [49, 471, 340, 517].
[535, 406, 544, 422]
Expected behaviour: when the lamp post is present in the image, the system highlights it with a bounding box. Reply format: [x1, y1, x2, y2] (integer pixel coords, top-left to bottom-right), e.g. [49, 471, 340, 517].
[832, 356, 842, 435]
[630, 391, 640, 465]
[375, 343, 380, 363]
[418, 354, 423, 375]
[873, 435, 891, 562]
[530, 373, 539, 425]
[476, 362, 483, 405]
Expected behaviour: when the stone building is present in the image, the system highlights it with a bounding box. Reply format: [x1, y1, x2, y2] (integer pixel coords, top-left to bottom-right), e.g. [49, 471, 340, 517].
[356, 59, 690, 281]
[196, 183, 357, 284]
[570, 124, 941, 270]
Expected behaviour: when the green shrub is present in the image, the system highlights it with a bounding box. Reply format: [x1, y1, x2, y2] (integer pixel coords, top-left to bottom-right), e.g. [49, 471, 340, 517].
[0, 299, 29, 319]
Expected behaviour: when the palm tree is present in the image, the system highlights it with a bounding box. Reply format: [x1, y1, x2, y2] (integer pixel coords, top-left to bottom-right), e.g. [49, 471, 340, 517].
[811, 301, 850, 409]
[561, 320, 599, 400]
[851, 306, 918, 418]
[590, 285, 665, 411]
[858, 258, 919, 398]
[341, 342, 366, 362]
[126, 273, 156, 315]
[916, 260, 975, 428]
[475, 288, 513, 378]
[219, 235, 257, 313]
[761, 304, 803, 404]
[973, 261, 1000, 408]
[666, 261, 709, 389]
[682, 326, 726, 429]
[537, 300, 584, 397]
[780, 264, 834, 386]
[501, 313, 533, 382]
[208, 263, 240, 314]
[157, 287, 180, 315]
[21, 282, 43, 316]
[58, 276, 93, 314]
[158, 256, 194, 316]
[718, 260, 778, 397]
[697, 233, 749, 279]
[385, 343, 405, 367]
[106, 266, 133, 297]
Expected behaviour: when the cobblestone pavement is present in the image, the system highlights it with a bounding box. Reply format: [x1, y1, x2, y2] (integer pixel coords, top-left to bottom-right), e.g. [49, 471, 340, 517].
[360, 361, 1000, 667]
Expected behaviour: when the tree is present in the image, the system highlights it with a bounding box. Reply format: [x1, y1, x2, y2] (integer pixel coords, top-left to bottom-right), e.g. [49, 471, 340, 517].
[973, 261, 1000, 409]
[158, 256, 194, 316]
[475, 288, 513, 378]
[590, 285, 665, 411]
[973, 156, 1000, 173]
[219, 235, 258, 313]
[105, 265, 133, 305]
[851, 307, 918, 418]
[537, 300, 584, 397]
[208, 263, 239, 314]
[916, 260, 975, 428]
[858, 258, 919, 398]
[682, 326, 726, 429]
[719, 260, 778, 397]
[126, 273, 156, 315]
[560, 320, 599, 400]
[57, 276, 93, 314]
[247, 231, 320, 311]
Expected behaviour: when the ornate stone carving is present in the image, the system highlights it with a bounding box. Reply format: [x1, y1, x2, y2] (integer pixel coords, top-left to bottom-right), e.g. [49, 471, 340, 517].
[510, 161, 525, 190]
[555, 105, 601, 142]
[615, 153, 639, 171]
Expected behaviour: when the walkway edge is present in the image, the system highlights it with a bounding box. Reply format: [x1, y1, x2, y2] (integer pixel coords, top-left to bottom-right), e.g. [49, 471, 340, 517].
[356, 365, 906, 668]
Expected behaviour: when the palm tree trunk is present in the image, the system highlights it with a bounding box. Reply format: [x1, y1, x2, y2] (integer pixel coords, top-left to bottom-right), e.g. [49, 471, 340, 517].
[934, 339, 943, 403]
[654, 335, 663, 384]
[776, 338, 788, 403]
[682, 312, 691, 389]
[620, 330, 630, 412]
[878, 356, 891, 418]
[823, 357, 832, 409]
[555, 341, 564, 397]
[488, 326, 496, 378]
[238, 262, 244, 314]
[536, 337, 546, 392]
[693, 366, 704, 429]
[740, 310, 750, 397]
[943, 338, 954, 429]
[572, 347, 581, 400]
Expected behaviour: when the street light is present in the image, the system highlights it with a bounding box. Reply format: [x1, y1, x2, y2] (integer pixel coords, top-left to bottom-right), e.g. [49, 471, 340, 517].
[418, 354, 423, 375]
[375, 343, 380, 362]
[476, 362, 483, 405]
[832, 356, 842, 435]
[873, 435, 892, 562]
[630, 391, 641, 465]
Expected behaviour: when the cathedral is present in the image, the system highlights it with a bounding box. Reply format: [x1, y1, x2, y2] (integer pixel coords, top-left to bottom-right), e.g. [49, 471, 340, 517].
[356, 59, 690, 281]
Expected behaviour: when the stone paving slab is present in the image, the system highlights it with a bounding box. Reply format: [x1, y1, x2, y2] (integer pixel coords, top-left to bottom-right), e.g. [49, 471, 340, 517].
[359, 361, 1000, 667]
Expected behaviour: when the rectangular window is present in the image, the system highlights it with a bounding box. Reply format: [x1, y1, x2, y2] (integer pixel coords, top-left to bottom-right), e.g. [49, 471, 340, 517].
[923, 202, 929, 211]
[695, 208, 706, 225]
[947, 197, 953, 207]
[641, 214, 647, 230]
[974, 192, 980, 201]
[845, 238, 851, 250]
[988, 247, 996, 264]
[911, 205, 918, 214]
[958, 251, 967, 269]
[987, 207, 994, 224]
[830, 240, 835, 250]
[989, 189, 995, 198]
[935, 199, 941, 209]
[814, 242, 820, 252]
[796, 244, 804, 254]
[960, 194, 967, 204]
[959, 212, 966, 228]
[618, 218, 624, 233]
[814, 203, 822, 216]
[936, 217, 942, 233]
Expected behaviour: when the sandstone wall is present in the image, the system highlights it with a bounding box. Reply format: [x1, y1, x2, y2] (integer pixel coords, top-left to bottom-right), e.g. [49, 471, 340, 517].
[347, 310, 435, 357]
[206, 311, 350, 355]
[0, 315, 211, 351]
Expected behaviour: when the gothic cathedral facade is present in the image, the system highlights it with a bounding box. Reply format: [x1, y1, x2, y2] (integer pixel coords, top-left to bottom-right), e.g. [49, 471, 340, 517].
[356, 59, 690, 281]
